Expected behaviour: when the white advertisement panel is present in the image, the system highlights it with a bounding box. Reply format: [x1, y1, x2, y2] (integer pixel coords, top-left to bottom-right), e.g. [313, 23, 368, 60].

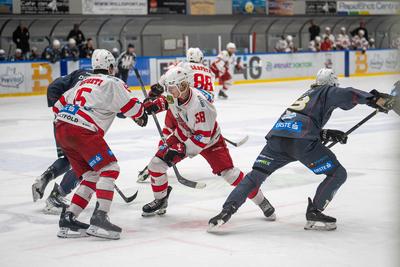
[349, 49, 400, 76]
[150, 51, 345, 85]
[0, 62, 60, 95]
[337, 1, 400, 15]
[82, 0, 147, 15]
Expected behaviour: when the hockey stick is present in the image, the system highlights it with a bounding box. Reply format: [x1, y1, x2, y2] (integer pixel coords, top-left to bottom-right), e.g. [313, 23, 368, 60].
[133, 67, 206, 189]
[327, 109, 379, 148]
[224, 135, 249, 147]
[114, 185, 138, 203]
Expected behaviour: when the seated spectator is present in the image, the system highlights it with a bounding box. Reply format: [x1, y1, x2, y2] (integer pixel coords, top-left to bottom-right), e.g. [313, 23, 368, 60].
[309, 36, 321, 52]
[62, 38, 80, 61]
[9, 48, 25, 61]
[275, 36, 288, 52]
[117, 43, 136, 83]
[112, 47, 120, 59]
[351, 29, 369, 51]
[67, 24, 85, 46]
[321, 36, 333, 51]
[42, 39, 62, 63]
[335, 27, 351, 50]
[0, 49, 6, 61]
[80, 38, 95, 59]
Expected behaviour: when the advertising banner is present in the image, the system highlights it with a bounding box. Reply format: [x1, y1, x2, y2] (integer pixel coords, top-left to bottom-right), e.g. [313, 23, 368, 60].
[0, 0, 12, 14]
[349, 49, 400, 76]
[0, 61, 61, 95]
[232, 0, 266, 15]
[82, 0, 147, 15]
[21, 0, 69, 14]
[268, 0, 294, 15]
[305, 1, 337, 15]
[189, 0, 216, 15]
[337, 1, 400, 15]
[148, 0, 186, 14]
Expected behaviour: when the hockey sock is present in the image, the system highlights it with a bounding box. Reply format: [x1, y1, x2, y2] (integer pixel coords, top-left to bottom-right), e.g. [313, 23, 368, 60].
[96, 163, 120, 213]
[148, 157, 169, 199]
[50, 157, 71, 178]
[69, 171, 98, 216]
[59, 169, 80, 196]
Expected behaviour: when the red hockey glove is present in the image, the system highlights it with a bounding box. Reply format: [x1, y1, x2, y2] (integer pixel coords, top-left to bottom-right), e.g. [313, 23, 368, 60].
[143, 96, 168, 114]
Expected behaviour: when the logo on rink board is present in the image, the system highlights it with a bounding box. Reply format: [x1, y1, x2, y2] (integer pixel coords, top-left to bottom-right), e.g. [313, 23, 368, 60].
[89, 153, 103, 168]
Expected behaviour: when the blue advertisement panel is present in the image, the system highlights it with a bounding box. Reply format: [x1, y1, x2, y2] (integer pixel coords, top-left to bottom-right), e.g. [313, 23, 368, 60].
[0, 0, 12, 13]
[232, 0, 266, 14]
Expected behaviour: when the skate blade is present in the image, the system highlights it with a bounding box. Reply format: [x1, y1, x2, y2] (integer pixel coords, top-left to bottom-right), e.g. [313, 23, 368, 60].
[86, 225, 120, 240]
[264, 213, 276, 221]
[304, 221, 337, 231]
[57, 227, 89, 238]
[206, 220, 224, 233]
[141, 208, 167, 217]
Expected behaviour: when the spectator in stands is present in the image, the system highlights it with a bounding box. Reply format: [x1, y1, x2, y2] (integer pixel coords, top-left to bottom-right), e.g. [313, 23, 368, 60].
[12, 24, 30, 55]
[321, 36, 333, 51]
[117, 43, 136, 83]
[9, 48, 25, 61]
[80, 38, 95, 59]
[42, 39, 62, 63]
[351, 20, 368, 41]
[62, 38, 80, 61]
[308, 20, 320, 41]
[309, 36, 321, 52]
[322, 27, 335, 49]
[0, 49, 6, 61]
[351, 30, 369, 51]
[27, 47, 40, 60]
[112, 47, 120, 59]
[275, 36, 288, 52]
[67, 24, 85, 46]
[335, 27, 351, 50]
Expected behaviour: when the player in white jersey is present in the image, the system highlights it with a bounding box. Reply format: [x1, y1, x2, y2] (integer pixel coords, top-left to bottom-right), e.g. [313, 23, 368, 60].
[53, 49, 148, 240]
[140, 67, 275, 220]
[137, 47, 215, 182]
[210, 42, 243, 99]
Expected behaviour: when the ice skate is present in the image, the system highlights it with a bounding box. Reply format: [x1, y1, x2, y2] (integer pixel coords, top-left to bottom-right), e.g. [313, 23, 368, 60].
[32, 166, 55, 202]
[304, 198, 337, 231]
[43, 183, 69, 215]
[218, 89, 228, 99]
[258, 197, 276, 221]
[57, 208, 89, 238]
[207, 203, 237, 232]
[137, 165, 150, 183]
[142, 186, 172, 217]
[86, 203, 122, 240]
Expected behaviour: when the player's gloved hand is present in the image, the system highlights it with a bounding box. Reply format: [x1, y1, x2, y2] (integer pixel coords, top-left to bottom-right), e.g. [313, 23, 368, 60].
[320, 129, 348, 144]
[143, 96, 168, 114]
[368, 89, 395, 113]
[134, 112, 148, 127]
[163, 143, 186, 164]
[116, 112, 126, 119]
[149, 83, 164, 98]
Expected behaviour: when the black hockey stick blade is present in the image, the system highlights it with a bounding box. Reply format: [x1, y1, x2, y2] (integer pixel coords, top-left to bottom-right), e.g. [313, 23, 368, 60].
[114, 185, 138, 203]
[133, 67, 206, 189]
[224, 135, 249, 147]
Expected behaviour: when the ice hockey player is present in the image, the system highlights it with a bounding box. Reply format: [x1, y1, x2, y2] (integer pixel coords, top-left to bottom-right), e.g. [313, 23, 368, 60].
[140, 67, 275, 220]
[210, 42, 242, 99]
[208, 68, 394, 232]
[32, 68, 93, 215]
[137, 47, 215, 182]
[54, 49, 148, 240]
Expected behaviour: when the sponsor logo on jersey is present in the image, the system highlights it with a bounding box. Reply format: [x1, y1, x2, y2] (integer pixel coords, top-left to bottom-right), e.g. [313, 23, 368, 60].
[58, 113, 79, 123]
[310, 160, 334, 174]
[272, 120, 302, 133]
[60, 104, 79, 115]
[88, 153, 103, 168]
[281, 111, 297, 120]
[254, 154, 273, 166]
[194, 134, 203, 141]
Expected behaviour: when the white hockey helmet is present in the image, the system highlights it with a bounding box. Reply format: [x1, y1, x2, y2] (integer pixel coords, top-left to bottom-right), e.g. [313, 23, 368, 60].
[186, 47, 203, 63]
[325, 27, 331, 32]
[358, 29, 365, 37]
[164, 66, 190, 98]
[316, 68, 339, 86]
[286, 35, 293, 42]
[226, 42, 236, 50]
[52, 39, 61, 49]
[315, 36, 322, 43]
[91, 49, 116, 71]
[340, 27, 346, 33]
[68, 38, 76, 46]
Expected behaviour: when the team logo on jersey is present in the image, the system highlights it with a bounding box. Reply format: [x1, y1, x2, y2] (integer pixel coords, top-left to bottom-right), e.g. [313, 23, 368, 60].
[254, 154, 273, 167]
[88, 153, 103, 168]
[272, 121, 302, 133]
[61, 104, 79, 115]
[166, 95, 174, 105]
[310, 160, 334, 174]
[194, 134, 203, 142]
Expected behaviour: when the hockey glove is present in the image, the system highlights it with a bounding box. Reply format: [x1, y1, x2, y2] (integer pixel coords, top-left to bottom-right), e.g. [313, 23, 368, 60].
[367, 89, 395, 113]
[143, 96, 168, 114]
[163, 143, 186, 165]
[149, 83, 164, 98]
[116, 112, 126, 119]
[134, 112, 148, 127]
[320, 129, 348, 144]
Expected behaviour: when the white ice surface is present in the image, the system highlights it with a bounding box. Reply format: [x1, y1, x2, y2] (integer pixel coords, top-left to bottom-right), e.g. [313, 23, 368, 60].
[0, 76, 399, 267]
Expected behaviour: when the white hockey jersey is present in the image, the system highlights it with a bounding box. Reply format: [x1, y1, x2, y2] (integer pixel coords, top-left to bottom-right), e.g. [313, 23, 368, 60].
[167, 88, 220, 157]
[53, 74, 144, 136]
[211, 50, 236, 75]
[159, 61, 215, 92]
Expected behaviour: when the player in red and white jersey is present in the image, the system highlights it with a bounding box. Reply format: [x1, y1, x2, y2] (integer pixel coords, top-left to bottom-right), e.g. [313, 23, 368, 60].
[137, 47, 215, 182]
[210, 42, 243, 99]
[140, 67, 275, 220]
[53, 49, 148, 240]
